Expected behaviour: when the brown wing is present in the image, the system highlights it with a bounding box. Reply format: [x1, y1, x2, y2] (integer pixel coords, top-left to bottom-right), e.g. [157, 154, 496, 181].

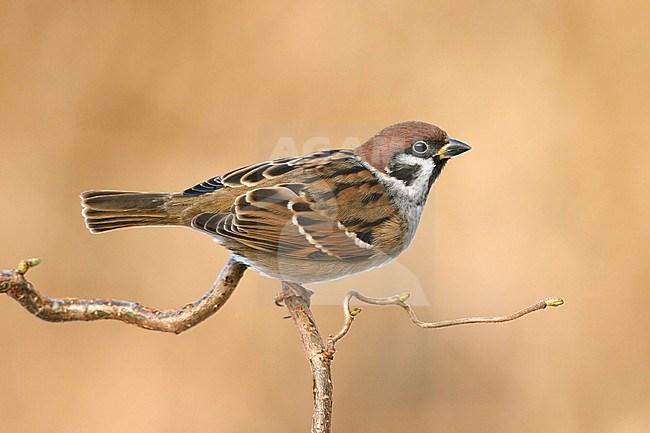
[192, 185, 378, 261]
[187, 150, 401, 261]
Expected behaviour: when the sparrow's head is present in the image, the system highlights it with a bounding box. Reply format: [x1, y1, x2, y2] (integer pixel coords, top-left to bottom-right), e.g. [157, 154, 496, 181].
[354, 121, 471, 202]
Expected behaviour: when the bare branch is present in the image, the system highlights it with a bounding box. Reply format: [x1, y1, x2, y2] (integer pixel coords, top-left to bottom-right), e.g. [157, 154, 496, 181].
[328, 290, 564, 350]
[280, 282, 332, 433]
[1, 257, 247, 334]
[2, 257, 563, 433]
[279, 283, 563, 433]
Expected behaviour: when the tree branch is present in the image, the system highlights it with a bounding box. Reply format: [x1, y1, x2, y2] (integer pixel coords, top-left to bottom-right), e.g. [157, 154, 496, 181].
[279, 284, 562, 433]
[280, 282, 332, 433]
[2, 258, 563, 433]
[0, 257, 247, 334]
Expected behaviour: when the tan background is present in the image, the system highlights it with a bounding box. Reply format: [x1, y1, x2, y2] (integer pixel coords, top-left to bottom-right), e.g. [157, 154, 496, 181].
[1, 1, 648, 432]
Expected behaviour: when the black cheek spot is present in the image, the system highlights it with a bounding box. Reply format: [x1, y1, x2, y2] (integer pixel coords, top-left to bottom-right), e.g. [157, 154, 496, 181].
[388, 163, 422, 186]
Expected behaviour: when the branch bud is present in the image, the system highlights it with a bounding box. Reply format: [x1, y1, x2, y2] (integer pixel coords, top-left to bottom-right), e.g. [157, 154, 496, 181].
[398, 293, 411, 302]
[544, 298, 564, 307]
[17, 258, 41, 275]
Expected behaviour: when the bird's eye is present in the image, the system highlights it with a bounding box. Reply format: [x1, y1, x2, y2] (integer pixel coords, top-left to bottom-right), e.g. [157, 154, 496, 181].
[411, 141, 429, 155]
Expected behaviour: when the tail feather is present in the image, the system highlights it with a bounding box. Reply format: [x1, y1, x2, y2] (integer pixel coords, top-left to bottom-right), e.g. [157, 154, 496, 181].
[81, 190, 184, 233]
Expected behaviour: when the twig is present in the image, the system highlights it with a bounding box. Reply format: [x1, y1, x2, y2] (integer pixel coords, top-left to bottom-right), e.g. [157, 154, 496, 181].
[0, 257, 247, 334]
[328, 290, 564, 350]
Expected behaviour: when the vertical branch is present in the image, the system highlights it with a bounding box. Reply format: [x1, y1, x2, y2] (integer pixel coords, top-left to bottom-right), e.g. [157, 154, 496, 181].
[281, 282, 332, 433]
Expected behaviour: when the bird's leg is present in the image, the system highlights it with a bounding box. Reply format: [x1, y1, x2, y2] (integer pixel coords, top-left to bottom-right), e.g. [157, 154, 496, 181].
[0, 257, 247, 334]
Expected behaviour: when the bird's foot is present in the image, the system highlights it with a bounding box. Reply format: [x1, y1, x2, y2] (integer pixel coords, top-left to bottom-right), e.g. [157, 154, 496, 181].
[277, 281, 314, 307]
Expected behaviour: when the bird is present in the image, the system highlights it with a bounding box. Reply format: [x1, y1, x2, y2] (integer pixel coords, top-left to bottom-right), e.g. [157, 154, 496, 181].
[81, 121, 470, 284]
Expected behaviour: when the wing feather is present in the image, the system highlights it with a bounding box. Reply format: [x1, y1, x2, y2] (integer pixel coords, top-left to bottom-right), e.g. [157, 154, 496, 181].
[185, 149, 399, 261]
[192, 185, 377, 261]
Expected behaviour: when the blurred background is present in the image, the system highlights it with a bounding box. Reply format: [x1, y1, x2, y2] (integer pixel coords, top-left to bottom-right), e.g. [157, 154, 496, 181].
[1, 1, 648, 432]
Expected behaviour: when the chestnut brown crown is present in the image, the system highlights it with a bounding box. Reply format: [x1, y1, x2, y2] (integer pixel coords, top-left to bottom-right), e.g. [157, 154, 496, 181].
[354, 121, 449, 173]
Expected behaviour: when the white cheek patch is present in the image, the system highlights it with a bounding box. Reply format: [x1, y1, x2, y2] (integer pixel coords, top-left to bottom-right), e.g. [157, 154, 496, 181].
[392, 153, 429, 168]
[361, 154, 435, 203]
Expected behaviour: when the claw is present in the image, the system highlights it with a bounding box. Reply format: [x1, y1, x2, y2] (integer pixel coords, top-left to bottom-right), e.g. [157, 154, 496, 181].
[274, 296, 286, 307]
